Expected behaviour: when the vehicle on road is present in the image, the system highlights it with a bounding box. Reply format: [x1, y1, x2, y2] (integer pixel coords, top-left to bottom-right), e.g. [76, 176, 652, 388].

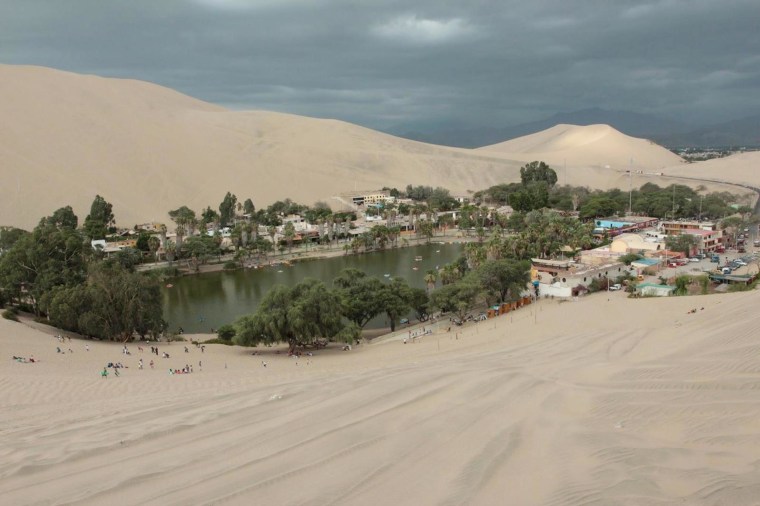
[689, 257, 700, 263]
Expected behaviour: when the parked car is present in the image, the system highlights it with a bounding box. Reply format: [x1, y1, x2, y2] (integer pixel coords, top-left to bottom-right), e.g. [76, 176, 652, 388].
[689, 257, 700, 262]
[609, 283, 622, 291]
[735, 259, 747, 266]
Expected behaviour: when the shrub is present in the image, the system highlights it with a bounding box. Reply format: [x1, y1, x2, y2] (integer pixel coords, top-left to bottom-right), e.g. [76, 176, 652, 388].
[223, 261, 239, 271]
[588, 276, 610, 293]
[698, 275, 710, 295]
[203, 338, 235, 345]
[2, 309, 19, 321]
[217, 324, 236, 340]
[619, 253, 643, 265]
[167, 333, 185, 342]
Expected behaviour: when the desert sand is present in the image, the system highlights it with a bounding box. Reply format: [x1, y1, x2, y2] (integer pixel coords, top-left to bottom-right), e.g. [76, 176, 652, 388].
[479, 123, 685, 170]
[3, 289, 760, 505]
[0, 65, 710, 230]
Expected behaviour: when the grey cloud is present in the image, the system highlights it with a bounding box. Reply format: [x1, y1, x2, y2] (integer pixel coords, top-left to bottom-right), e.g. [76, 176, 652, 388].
[0, 0, 758, 130]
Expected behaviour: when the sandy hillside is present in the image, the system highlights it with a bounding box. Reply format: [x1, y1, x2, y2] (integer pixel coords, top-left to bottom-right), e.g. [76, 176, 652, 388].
[3, 289, 760, 505]
[0, 64, 524, 229]
[479, 123, 685, 170]
[2, 64, 752, 230]
[663, 151, 760, 189]
[479, 124, 756, 198]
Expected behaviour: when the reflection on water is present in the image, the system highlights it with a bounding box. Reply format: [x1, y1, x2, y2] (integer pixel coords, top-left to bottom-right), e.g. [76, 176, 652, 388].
[163, 243, 464, 333]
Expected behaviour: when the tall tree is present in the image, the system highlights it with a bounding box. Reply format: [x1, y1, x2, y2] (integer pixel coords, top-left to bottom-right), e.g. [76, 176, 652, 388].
[333, 268, 385, 329]
[219, 192, 238, 227]
[283, 221, 296, 252]
[520, 161, 558, 188]
[44, 206, 79, 230]
[0, 222, 89, 313]
[380, 278, 413, 332]
[83, 195, 115, 240]
[474, 259, 530, 304]
[234, 279, 357, 353]
[243, 198, 255, 215]
[45, 261, 165, 340]
[168, 206, 196, 253]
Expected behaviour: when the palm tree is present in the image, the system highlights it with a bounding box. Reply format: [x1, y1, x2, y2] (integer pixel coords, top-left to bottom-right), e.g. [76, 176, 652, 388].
[465, 242, 486, 269]
[159, 224, 168, 252]
[423, 270, 437, 293]
[148, 236, 160, 261]
[486, 227, 503, 260]
[267, 225, 277, 255]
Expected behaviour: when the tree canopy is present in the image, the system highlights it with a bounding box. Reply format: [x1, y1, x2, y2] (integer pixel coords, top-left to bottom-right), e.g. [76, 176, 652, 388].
[83, 195, 114, 240]
[520, 161, 558, 188]
[234, 279, 358, 353]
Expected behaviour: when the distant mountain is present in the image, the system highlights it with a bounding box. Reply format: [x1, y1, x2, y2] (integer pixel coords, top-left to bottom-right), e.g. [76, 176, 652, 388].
[395, 108, 689, 148]
[652, 115, 760, 148]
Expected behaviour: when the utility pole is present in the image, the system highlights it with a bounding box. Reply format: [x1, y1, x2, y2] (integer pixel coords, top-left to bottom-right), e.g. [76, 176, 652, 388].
[628, 157, 633, 216]
[699, 195, 704, 222]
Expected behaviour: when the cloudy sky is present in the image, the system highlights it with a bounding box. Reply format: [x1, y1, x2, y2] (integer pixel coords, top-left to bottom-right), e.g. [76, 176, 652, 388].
[1, 0, 758, 132]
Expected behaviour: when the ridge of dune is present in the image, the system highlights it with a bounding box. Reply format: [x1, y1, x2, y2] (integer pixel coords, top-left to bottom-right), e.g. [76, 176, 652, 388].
[662, 150, 760, 188]
[479, 123, 685, 170]
[0, 64, 524, 229]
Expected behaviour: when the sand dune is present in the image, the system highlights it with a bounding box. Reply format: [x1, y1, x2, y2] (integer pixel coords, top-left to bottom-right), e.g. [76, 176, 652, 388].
[0, 65, 525, 229]
[479, 123, 685, 170]
[3, 289, 760, 504]
[663, 151, 760, 188]
[1, 65, 694, 230]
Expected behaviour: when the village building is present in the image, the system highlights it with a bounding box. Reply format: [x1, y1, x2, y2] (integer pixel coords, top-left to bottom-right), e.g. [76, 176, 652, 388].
[343, 190, 395, 207]
[531, 258, 634, 298]
[636, 283, 676, 297]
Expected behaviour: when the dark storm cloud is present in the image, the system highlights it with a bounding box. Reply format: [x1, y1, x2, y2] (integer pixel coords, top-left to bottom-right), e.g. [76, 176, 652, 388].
[1, 0, 758, 129]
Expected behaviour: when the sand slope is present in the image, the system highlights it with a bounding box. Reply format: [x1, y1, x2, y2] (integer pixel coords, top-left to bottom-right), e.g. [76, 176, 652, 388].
[479, 123, 685, 170]
[663, 151, 760, 188]
[0, 65, 692, 230]
[3, 290, 760, 504]
[0, 65, 524, 229]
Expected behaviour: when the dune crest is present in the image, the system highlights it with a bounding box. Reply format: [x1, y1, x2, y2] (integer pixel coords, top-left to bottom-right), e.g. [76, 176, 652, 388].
[479, 123, 684, 170]
[2, 65, 751, 229]
[0, 65, 523, 228]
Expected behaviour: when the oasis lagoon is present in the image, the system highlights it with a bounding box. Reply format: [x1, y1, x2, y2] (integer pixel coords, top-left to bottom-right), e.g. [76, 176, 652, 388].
[163, 243, 464, 333]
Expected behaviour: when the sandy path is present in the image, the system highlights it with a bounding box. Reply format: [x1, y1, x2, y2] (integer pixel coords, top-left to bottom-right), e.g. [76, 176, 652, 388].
[2, 291, 760, 504]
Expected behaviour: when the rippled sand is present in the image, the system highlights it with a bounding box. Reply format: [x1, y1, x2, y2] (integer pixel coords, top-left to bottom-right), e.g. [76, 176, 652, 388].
[3, 290, 760, 505]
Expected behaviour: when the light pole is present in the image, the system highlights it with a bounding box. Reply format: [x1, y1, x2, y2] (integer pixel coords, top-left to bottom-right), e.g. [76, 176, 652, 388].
[699, 195, 704, 222]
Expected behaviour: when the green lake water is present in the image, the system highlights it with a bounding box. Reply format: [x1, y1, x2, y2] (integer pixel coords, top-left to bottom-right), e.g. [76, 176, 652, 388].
[163, 242, 464, 333]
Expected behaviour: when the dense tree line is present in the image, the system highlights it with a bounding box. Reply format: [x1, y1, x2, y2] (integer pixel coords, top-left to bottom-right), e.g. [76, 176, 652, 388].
[473, 161, 558, 213]
[474, 160, 744, 221]
[0, 199, 165, 341]
[233, 269, 431, 352]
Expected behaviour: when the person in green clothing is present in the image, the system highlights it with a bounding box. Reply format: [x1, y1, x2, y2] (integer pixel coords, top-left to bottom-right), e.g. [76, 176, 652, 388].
[101, 368, 108, 379]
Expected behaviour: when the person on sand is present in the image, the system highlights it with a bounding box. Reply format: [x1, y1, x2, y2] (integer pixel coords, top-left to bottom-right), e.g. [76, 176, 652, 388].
[85, 344, 89, 352]
[114, 368, 120, 377]
[138, 359, 143, 370]
[149, 359, 154, 369]
[101, 368, 108, 379]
